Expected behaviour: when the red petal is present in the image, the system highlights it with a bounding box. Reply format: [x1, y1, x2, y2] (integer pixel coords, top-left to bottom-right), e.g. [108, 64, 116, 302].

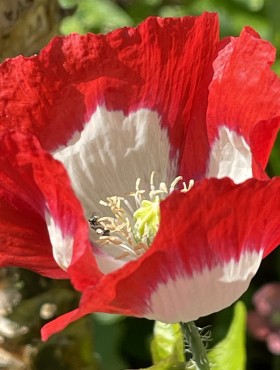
[0, 198, 66, 278]
[0, 13, 218, 167]
[207, 28, 280, 178]
[0, 132, 102, 285]
[42, 177, 280, 339]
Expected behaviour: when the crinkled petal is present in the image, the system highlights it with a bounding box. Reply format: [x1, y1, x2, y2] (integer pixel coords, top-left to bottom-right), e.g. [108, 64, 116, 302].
[0, 13, 218, 176]
[42, 177, 280, 339]
[0, 132, 102, 285]
[53, 108, 178, 219]
[207, 27, 280, 181]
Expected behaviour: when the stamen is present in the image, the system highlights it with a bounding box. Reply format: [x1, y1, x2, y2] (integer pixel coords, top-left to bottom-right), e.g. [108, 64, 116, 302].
[182, 179, 195, 192]
[89, 172, 194, 262]
[170, 176, 183, 192]
[159, 182, 168, 193]
[128, 177, 145, 208]
[150, 171, 156, 192]
[149, 172, 169, 200]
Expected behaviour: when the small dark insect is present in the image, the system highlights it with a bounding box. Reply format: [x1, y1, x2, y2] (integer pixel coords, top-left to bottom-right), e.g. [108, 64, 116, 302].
[88, 214, 110, 237]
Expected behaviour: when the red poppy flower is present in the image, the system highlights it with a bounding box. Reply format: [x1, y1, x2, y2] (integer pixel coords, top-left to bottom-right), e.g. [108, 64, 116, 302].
[0, 13, 280, 341]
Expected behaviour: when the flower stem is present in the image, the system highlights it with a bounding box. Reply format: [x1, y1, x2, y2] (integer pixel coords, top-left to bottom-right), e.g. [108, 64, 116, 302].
[180, 321, 210, 370]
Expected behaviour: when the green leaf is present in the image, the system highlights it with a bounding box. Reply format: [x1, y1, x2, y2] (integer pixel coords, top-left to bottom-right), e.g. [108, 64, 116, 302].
[126, 357, 193, 370]
[208, 301, 247, 370]
[151, 322, 185, 364]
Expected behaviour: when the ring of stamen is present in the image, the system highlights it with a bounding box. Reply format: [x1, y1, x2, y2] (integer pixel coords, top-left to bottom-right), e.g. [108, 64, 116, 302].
[89, 173, 194, 261]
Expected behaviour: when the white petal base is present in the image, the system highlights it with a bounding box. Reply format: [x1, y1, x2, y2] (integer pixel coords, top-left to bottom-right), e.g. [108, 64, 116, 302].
[93, 248, 127, 274]
[146, 250, 262, 323]
[207, 126, 252, 183]
[53, 107, 178, 218]
[45, 212, 73, 270]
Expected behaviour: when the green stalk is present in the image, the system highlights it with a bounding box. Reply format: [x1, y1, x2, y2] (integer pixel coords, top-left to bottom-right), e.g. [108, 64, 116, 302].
[180, 321, 210, 370]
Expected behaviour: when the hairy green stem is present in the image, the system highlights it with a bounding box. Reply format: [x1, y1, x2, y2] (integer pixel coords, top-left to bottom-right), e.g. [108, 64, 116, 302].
[180, 321, 210, 370]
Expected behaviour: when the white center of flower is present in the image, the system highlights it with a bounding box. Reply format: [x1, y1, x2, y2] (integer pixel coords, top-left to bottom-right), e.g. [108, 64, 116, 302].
[89, 172, 194, 261]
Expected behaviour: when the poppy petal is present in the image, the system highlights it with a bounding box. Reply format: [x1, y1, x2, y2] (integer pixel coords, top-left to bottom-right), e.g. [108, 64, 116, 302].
[53, 108, 178, 217]
[0, 132, 102, 285]
[207, 27, 280, 181]
[42, 177, 280, 339]
[0, 13, 218, 176]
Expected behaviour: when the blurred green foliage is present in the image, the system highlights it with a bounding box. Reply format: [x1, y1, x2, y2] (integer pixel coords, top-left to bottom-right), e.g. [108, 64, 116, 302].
[208, 302, 247, 370]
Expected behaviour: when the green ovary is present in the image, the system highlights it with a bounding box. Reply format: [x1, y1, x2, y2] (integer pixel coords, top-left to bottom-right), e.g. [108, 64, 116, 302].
[133, 197, 160, 245]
